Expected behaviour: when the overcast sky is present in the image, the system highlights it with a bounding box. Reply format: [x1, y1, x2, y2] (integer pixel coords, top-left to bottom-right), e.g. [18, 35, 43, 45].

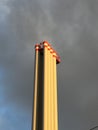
[0, 0, 98, 130]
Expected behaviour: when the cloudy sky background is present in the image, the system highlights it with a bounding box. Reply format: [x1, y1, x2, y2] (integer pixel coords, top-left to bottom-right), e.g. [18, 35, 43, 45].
[0, 0, 98, 130]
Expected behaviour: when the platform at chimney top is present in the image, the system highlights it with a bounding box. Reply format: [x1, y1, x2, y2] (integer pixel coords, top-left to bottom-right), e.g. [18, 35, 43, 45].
[35, 41, 61, 64]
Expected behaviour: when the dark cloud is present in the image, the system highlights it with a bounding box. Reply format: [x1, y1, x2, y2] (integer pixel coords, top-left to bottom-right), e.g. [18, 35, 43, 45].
[0, 0, 98, 130]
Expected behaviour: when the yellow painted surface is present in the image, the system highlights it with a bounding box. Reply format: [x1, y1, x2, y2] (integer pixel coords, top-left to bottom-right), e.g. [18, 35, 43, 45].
[47, 47, 50, 130]
[33, 50, 39, 130]
[32, 42, 59, 130]
[53, 56, 55, 130]
[53, 56, 58, 130]
[49, 49, 52, 130]
[43, 46, 48, 130]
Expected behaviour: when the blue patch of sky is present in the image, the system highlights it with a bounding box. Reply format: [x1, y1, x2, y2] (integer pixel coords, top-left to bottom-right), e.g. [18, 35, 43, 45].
[0, 67, 31, 130]
[0, 0, 10, 23]
[0, 68, 5, 80]
[0, 104, 31, 130]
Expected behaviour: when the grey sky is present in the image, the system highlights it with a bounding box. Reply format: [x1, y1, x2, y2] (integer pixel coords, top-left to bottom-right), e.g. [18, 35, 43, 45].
[0, 0, 98, 130]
